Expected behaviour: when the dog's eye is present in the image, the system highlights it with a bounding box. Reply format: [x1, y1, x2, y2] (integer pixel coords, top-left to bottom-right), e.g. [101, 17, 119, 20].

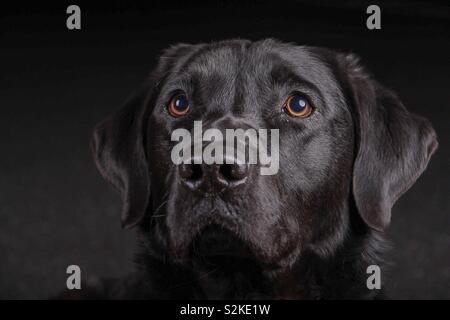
[168, 93, 190, 117]
[284, 94, 313, 118]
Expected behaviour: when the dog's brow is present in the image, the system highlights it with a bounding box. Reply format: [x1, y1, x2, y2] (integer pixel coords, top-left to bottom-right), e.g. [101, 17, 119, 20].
[269, 65, 322, 96]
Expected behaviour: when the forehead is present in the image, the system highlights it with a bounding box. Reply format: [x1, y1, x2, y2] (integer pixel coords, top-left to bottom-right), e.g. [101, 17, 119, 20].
[177, 40, 338, 94]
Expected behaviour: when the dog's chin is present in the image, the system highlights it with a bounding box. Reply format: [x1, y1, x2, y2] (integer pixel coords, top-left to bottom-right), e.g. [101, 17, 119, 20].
[188, 224, 260, 268]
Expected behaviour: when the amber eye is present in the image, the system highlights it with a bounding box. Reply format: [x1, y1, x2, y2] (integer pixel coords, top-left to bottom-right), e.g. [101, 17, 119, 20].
[284, 94, 313, 117]
[168, 93, 190, 117]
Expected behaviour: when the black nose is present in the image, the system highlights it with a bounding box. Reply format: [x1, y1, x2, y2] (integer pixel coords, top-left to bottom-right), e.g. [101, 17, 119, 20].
[179, 160, 248, 193]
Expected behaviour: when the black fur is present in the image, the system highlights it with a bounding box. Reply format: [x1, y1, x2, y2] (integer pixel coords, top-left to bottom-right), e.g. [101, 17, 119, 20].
[86, 39, 437, 299]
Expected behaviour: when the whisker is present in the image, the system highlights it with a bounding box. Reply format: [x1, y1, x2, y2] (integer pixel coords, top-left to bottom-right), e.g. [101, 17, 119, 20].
[151, 190, 170, 219]
[151, 214, 167, 218]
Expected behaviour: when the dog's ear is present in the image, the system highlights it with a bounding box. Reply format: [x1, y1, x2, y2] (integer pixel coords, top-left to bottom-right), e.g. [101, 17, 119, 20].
[91, 43, 200, 229]
[91, 83, 152, 229]
[336, 53, 438, 231]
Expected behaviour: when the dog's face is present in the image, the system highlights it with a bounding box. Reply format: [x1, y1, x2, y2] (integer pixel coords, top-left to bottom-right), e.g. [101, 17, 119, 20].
[146, 41, 355, 267]
[92, 39, 437, 270]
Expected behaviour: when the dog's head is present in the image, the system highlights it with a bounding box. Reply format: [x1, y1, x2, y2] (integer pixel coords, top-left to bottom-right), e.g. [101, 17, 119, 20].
[92, 39, 437, 269]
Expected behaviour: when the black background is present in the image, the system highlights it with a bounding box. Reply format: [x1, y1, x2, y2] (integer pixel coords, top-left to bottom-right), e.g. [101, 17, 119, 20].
[1, 0, 449, 299]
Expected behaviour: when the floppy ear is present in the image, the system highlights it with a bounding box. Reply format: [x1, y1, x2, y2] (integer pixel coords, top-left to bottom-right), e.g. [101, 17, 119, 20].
[91, 43, 201, 229]
[336, 53, 438, 231]
[91, 83, 152, 229]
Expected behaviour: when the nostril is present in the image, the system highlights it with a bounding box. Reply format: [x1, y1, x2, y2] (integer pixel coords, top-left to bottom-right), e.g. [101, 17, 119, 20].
[179, 164, 203, 182]
[219, 163, 248, 182]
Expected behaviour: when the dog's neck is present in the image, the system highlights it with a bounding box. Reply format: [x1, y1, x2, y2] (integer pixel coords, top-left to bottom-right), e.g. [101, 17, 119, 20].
[134, 222, 386, 299]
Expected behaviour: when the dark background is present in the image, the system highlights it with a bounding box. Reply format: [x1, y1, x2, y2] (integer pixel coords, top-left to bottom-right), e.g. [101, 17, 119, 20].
[1, 0, 449, 299]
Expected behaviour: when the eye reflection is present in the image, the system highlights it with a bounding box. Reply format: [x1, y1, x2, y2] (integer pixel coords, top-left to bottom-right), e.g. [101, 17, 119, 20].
[284, 94, 313, 117]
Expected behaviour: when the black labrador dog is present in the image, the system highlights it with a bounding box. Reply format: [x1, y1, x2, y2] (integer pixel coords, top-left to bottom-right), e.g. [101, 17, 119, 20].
[89, 39, 437, 299]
